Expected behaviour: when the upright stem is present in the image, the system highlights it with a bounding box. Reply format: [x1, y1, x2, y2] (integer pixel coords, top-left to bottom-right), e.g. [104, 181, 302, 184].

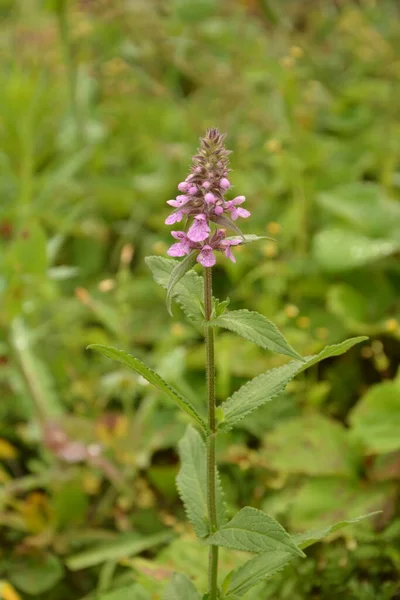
[204, 267, 219, 599]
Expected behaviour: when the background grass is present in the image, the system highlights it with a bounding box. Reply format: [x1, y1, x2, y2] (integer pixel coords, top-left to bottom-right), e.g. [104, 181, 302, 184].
[0, 1, 399, 598]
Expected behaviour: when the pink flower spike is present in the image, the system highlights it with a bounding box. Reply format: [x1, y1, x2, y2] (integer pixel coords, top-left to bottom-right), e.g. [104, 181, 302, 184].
[165, 210, 184, 225]
[204, 192, 215, 204]
[214, 205, 224, 216]
[178, 181, 189, 192]
[219, 177, 230, 190]
[187, 214, 210, 242]
[188, 185, 198, 195]
[197, 245, 216, 267]
[203, 181, 211, 189]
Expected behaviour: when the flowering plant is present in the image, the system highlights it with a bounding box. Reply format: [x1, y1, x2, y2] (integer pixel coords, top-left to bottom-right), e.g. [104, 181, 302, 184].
[90, 130, 374, 600]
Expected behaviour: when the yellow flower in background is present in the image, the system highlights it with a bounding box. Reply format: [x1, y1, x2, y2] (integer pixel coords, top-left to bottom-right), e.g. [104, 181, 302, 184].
[0, 581, 22, 600]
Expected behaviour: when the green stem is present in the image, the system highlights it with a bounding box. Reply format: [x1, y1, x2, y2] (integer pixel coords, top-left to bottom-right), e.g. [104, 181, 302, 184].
[204, 267, 219, 599]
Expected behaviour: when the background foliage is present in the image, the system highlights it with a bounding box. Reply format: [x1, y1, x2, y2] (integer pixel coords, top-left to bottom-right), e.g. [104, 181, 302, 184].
[0, 0, 399, 598]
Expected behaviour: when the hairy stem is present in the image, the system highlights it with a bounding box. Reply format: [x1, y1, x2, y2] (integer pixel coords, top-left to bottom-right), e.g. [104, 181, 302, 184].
[204, 267, 218, 599]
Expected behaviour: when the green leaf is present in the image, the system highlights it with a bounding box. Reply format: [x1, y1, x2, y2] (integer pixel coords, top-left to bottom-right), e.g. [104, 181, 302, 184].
[212, 214, 245, 238]
[162, 573, 201, 600]
[146, 256, 204, 322]
[262, 414, 356, 477]
[98, 584, 150, 600]
[176, 426, 227, 539]
[206, 507, 304, 557]
[88, 345, 208, 433]
[227, 234, 274, 244]
[209, 310, 303, 360]
[312, 228, 399, 272]
[166, 251, 199, 316]
[218, 337, 367, 431]
[9, 553, 64, 595]
[349, 377, 400, 454]
[293, 512, 380, 550]
[222, 550, 295, 597]
[317, 183, 400, 238]
[6, 221, 48, 277]
[66, 531, 172, 570]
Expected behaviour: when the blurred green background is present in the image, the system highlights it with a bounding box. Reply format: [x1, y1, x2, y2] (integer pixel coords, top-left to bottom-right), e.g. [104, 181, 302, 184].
[0, 0, 400, 598]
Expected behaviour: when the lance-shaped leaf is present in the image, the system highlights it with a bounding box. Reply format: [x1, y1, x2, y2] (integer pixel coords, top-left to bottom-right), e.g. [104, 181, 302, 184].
[227, 234, 275, 244]
[165, 251, 199, 316]
[218, 337, 367, 431]
[206, 507, 304, 557]
[162, 573, 201, 600]
[209, 310, 303, 360]
[223, 511, 377, 596]
[88, 345, 208, 434]
[146, 256, 203, 322]
[293, 512, 379, 550]
[176, 426, 227, 539]
[211, 214, 245, 239]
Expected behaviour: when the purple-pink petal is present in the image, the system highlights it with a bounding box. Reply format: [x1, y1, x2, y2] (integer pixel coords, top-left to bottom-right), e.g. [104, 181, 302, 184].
[236, 207, 251, 218]
[187, 214, 210, 242]
[165, 210, 184, 225]
[204, 192, 215, 204]
[167, 242, 190, 257]
[197, 245, 216, 267]
[178, 181, 189, 192]
[219, 178, 230, 190]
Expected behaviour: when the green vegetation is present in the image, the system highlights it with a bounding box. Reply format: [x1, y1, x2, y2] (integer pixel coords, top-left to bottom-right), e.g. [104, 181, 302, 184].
[0, 1, 399, 598]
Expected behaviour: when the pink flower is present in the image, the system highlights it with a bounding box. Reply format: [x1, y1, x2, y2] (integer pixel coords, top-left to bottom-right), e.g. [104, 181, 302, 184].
[203, 181, 211, 189]
[167, 231, 192, 257]
[165, 210, 185, 225]
[225, 196, 250, 220]
[197, 245, 216, 267]
[214, 205, 224, 216]
[188, 185, 198, 195]
[178, 181, 189, 192]
[204, 192, 215, 204]
[220, 238, 241, 262]
[219, 178, 230, 190]
[167, 195, 189, 207]
[187, 214, 210, 242]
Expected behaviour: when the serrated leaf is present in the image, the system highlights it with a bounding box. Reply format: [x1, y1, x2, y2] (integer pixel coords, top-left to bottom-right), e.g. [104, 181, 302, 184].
[146, 256, 204, 322]
[206, 507, 304, 557]
[209, 310, 303, 360]
[166, 251, 199, 316]
[223, 550, 295, 597]
[176, 426, 227, 539]
[88, 345, 208, 434]
[162, 573, 201, 600]
[293, 512, 379, 550]
[219, 337, 367, 431]
[66, 531, 172, 570]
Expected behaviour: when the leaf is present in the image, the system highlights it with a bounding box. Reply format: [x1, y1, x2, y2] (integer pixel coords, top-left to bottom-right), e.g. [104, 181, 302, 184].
[162, 573, 201, 600]
[146, 256, 204, 322]
[209, 310, 303, 360]
[312, 228, 399, 272]
[227, 234, 274, 244]
[349, 377, 400, 455]
[222, 550, 295, 597]
[293, 512, 380, 550]
[218, 337, 367, 431]
[98, 584, 151, 600]
[88, 345, 208, 434]
[6, 221, 48, 277]
[211, 214, 245, 238]
[9, 553, 64, 595]
[206, 507, 304, 557]
[317, 183, 400, 238]
[262, 414, 356, 477]
[166, 251, 199, 316]
[66, 531, 172, 570]
[176, 426, 227, 539]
